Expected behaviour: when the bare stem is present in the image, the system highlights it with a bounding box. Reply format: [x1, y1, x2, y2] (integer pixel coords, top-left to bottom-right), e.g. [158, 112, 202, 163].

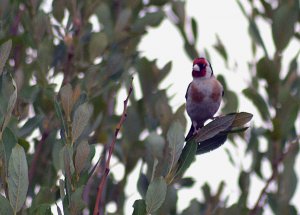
[93, 77, 133, 215]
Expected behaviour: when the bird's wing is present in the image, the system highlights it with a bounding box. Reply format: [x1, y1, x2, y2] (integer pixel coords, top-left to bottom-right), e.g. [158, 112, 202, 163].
[185, 83, 192, 100]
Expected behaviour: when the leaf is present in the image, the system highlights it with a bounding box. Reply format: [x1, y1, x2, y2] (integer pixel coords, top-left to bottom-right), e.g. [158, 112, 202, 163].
[0, 194, 13, 215]
[175, 139, 197, 178]
[132, 199, 147, 215]
[115, 8, 132, 32]
[145, 132, 165, 159]
[70, 186, 86, 215]
[248, 19, 268, 56]
[8, 144, 29, 213]
[32, 204, 52, 215]
[72, 103, 93, 141]
[191, 18, 198, 41]
[75, 140, 90, 175]
[1, 127, 17, 173]
[196, 133, 228, 155]
[243, 88, 270, 120]
[60, 84, 73, 119]
[172, 1, 185, 24]
[132, 10, 165, 33]
[137, 173, 149, 198]
[231, 112, 253, 127]
[236, 0, 268, 56]
[167, 121, 184, 175]
[145, 177, 167, 213]
[89, 32, 108, 61]
[195, 114, 235, 142]
[213, 34, 228, 63]
[272, 1, 299, 51]
[17, 115, 44, 137]
[54, 98, 67, 142]
[0, 72, 17, 130]
[0, 40, 12, 75]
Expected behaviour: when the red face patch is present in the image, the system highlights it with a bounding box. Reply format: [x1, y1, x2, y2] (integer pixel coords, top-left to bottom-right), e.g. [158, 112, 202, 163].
[193, 58, 208, 66]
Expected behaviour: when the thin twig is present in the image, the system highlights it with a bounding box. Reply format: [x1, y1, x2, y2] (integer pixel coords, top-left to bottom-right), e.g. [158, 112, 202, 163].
[248, 141, 298, 215]
[93, 77, 133, 215]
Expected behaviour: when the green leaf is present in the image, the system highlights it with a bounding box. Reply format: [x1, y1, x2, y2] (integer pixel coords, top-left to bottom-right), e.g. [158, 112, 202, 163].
[0, 72, 17, 130]
[172, 1, 185, 24]
[0, 39, 12, 75]
[8, 144, 29, 213]
[272, 1, 299, 51]
[0, 194, 13, 215]
[32, 204, 52, 215]
[145, 132, 165, 159]
[31, 187, 55, 210]
[236, 0, 268, 56]
[175, 139, 197, 178]
[115, 8, 132, 32]
[196, 133, 228, 155]
[132, 10, 164, 33]
[248, 19, 268, 56]
[231, 112, 253, 127]
[213, 34, 228, 63]
[17, 115, 44, 137]
[60, 84, 73, 119]
[1, 127, 17, 173]
[54, 98, 67, 142]
[52, 0, 65, 22]
[70, 186, 86, 215]
[238, 171, 250, 194]
[167, 121, 184, 175]
[132, 199, 147, 215]
[75, 140, 90, 175]
[89, 32, 108, 61]
[195, 114, 235, 142]
[191, 18, 198, 41]
[72, 103, 93, 141]
[145, 177, 167, 213]
[243, 88, 270, 120]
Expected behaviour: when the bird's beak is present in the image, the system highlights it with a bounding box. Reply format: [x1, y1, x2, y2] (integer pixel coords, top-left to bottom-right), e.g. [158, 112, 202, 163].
[193, 64, 200, 71]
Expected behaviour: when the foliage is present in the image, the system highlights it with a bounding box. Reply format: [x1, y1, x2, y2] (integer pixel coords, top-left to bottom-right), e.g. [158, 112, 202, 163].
[0, 0, 299, 215]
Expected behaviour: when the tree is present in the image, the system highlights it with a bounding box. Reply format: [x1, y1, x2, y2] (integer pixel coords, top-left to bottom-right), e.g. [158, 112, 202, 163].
[0, 0, 299, 215]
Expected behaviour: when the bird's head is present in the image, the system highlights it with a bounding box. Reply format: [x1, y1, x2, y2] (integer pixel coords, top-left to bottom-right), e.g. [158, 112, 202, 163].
[192, 57, 213, 79]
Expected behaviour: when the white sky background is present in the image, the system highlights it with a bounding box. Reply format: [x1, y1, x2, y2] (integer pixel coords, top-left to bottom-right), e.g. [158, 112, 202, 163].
[121, 0, 300, 214]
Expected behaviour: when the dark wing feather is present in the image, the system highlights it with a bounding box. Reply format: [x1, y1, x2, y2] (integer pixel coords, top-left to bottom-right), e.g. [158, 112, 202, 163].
[185, 83, 191, 100]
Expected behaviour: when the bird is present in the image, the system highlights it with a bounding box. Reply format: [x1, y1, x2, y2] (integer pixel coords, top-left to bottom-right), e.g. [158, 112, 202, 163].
[185, 57, 224, 141]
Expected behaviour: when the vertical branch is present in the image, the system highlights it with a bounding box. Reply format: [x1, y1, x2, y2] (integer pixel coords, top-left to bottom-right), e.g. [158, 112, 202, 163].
[93, 78, 133, 215]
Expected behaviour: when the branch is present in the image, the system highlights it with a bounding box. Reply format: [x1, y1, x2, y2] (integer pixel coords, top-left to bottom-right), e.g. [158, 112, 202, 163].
[93, 77, 133, 215]
[248, 140, 299, 215]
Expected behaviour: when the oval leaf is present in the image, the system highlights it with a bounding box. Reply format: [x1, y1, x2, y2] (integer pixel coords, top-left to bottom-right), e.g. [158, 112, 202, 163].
[8, 144, 29, 213]
[231, 112, 253, 127]
[132, 199, 147, 215]
[145, 177, 167, 213]
[72, 103, 93, 141]
[195, 114, 235, 142]
[0, 194, 13, 215]
[60, 84, 73, 119]
[167, 121, 184, 174]
[75, 140, 90, 174]
[272, 2, 298, 51]
[0, 40, 12, 75]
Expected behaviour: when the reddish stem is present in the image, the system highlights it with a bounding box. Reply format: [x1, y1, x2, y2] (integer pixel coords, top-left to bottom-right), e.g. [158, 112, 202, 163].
[93, 78, 133, 215]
